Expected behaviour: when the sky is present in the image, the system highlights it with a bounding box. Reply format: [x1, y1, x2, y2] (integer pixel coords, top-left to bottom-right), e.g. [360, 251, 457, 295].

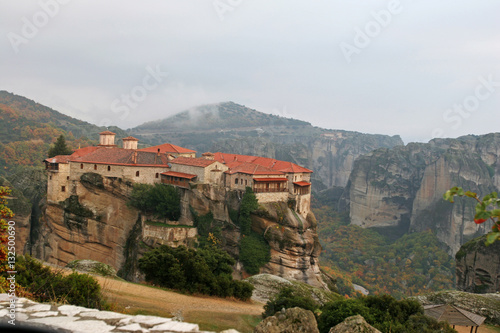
[1, 1, 499, 144]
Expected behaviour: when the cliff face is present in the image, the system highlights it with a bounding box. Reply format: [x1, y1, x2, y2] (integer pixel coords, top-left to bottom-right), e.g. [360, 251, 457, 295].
[342, 134, 500, 254]
[33, 175, 326, 287]
[456, 235, 500, 293]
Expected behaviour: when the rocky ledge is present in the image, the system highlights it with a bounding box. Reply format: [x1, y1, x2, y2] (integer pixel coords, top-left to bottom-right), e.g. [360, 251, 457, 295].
[0, 295, 238, 333]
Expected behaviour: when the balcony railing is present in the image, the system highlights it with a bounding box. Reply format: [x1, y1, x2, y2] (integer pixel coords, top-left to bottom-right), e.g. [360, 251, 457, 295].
[253, 187, 288, 193]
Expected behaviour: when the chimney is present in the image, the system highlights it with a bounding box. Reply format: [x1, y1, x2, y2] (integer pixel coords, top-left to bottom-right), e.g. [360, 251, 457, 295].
[202, 152, 214, 160]
[122, 136, 139, 150]
[132, 151, 137, 164]
[99, 131, 117, 147]
[157, 148, 161, 156]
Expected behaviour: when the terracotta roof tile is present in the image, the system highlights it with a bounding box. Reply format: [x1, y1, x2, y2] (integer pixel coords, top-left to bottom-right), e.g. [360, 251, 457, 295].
[161, 171, 197, 179]
[224, 162, 284, 175]
[170, 157, 216, 167]
[138, 143, 196, 154]
[253, 177, 288, 182]
[213, 152, 312, 174]
[99, 131, 116, 135]
[122, 136, 139, 141]
[293, 181, 311, 187]
[71, 148, 170, 166]
[44, 155, 72, 164]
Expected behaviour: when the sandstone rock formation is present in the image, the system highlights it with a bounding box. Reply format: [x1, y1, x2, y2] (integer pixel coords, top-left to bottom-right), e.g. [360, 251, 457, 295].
[245, 273, 340, 304]
[254, 307, 319, 333]
[456, 235, 500, 293]
[341, 134, 500, 254]
[33, 173, 326, 288]
[329, 315, 381, 333]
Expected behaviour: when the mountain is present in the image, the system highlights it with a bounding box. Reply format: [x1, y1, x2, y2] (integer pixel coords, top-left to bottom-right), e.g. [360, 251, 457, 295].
[340, 133, 500, 255]
[0, 90, 129, 169]
[131, 102, 404, 190]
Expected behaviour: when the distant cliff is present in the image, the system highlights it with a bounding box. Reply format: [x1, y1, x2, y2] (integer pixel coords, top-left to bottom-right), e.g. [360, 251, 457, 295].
[456, 235, 500, 293]
[341, 133, 500, 255]
[130, 102, 403, 190]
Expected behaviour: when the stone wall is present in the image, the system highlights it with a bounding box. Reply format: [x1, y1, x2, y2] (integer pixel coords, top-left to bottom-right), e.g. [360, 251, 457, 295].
[142, 223, 198, 247]
[255, 191, 289, 203]
[69, 162, 169, 185]
[47, 163, 71, 203]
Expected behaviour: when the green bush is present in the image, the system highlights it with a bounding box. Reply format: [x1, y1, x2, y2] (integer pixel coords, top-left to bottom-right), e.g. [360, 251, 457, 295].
[263, 287, 318, 318]
[9, 255, 106, 309]
[239, 231, 271, 275]
[317, 294, 455, 333]
[138, 245, 253, 301]
[129, 183, 180, 220]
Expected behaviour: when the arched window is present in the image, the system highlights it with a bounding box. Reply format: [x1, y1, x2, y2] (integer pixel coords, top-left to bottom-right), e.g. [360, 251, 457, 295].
[80, 164, 83, 169]
[94, 164, 97, 170]
[136, 171, 140, 177]
[234, 178, 238, 185]
[107, 166, 111, 171]
[67, 176, 70, 180]
[155, 173, 159, 178]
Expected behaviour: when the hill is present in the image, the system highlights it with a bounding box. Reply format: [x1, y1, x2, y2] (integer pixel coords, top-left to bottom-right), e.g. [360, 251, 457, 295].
[0, 90, 129, 169]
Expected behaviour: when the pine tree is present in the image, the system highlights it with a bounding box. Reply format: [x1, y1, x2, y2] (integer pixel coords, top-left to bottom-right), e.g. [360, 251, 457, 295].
[48, 135, 72, 157]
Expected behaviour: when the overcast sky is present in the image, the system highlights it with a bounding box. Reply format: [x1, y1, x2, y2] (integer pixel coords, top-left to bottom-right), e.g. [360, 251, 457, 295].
[1, 1, 499, 143]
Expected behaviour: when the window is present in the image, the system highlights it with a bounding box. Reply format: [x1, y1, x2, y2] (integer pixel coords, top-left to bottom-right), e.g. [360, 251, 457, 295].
[66, 176, 69, 180]
[156, 173, 159, 178]
[241, 179, 243, 185]
[49, 175, 52, 180]
[107, 166, 111, 171]
[61, 186, 66, 192]
[80, 164, 83, 169]
[136, 171, 140, 177]
[94, 164, 97, 170]
[235, 178, 238, 185]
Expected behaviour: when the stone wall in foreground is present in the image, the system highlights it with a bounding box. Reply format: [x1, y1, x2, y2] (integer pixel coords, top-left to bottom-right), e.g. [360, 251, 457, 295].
[0, 295, 239, 333]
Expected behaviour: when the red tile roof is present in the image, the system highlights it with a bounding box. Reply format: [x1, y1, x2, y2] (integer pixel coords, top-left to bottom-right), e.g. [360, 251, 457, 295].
[70, 146, 100, 158]
[253, 177, 288, 182]
[161, 171, 197, 179]
[71, 148, 170, 166]
[122, 136, 139, 141]
[225, 162, 284, 176]
[138, 143, 196, 154]
[99, 131, 116, 135]
[213, 152, 312, 173]
[44, 155, 72, 164]
[170, 157, 216, 167]
[293, 181, 311, 187]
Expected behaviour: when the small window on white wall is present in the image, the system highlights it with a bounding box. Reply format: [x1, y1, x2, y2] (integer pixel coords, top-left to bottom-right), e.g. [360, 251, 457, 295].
[136, 171, 140, 177]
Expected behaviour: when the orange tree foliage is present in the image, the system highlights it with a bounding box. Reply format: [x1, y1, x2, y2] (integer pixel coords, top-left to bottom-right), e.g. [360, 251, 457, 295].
[315, 205, 454, 298]
[0, 186, 14, 273]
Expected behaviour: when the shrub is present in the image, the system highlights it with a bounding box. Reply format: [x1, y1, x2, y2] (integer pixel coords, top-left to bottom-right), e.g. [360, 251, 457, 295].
[263, 286, 318, 318]
[138, 245, 253, 301]
[8, 255, 107, 309]
[239, 231, 271, 275]
[129, 183, 180, 220]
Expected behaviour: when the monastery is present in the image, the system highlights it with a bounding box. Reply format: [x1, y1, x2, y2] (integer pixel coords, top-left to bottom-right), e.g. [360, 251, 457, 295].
[44, 131, 312, 216]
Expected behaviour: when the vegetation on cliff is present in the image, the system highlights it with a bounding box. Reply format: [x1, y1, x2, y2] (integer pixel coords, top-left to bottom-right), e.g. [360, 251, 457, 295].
[138, 244, 254, 300]
[129, 183, 181, 220]
[315, 205, 455, 298]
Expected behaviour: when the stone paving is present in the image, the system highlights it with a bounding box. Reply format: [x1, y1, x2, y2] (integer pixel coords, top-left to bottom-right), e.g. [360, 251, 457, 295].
[0, 295, 240, 333]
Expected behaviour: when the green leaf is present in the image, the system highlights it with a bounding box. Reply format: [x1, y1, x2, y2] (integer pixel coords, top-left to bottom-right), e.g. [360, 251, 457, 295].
[486, 232, 500, 245]
[464, 191, 477, 198]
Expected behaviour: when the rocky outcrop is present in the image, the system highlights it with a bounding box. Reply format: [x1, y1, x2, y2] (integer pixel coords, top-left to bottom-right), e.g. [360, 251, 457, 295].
[254, 307, 319, 333]
[412, 290, 500, 325]
[329, 315, 381, 333]
[34, 174, 326, 288]
[456, 235, 500, 293]
[342, 134, 500, 254]
[252, 203, 325, 288]
[245, 274, 340, 305]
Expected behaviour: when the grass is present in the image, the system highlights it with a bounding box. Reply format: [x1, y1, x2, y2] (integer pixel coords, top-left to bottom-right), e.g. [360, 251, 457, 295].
[185, 311, 262, 333]
[145, 220, 195, 228]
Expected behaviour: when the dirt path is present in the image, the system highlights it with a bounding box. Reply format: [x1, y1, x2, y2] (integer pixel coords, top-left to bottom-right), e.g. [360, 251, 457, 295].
[95, 275, 264, 316]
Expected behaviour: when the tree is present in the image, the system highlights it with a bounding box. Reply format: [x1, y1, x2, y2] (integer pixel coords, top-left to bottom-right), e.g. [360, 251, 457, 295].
[48, 134, 72, 157]
[444, 187, 500, 244]
[238, 187, 259, 235]
[0, 186, 14, 274]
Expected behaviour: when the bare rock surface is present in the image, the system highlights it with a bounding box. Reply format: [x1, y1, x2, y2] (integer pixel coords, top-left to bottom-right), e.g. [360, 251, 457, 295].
[0, 295, 227, 333]
[253, 307, 319, 333]
[329, 315, 381, 333]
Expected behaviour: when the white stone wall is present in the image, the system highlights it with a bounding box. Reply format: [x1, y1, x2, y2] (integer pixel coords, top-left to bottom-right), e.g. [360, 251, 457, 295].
[70, 162, 169, 185]
[171, 161, 227, 184]
[296, 192, 311, 217]
[47, 163, 71, 203]
[255, 191, 288, 203]
[225, 173, 254, 190]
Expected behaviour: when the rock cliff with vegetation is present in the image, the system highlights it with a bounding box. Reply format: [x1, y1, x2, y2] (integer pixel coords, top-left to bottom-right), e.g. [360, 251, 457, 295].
[455, 234, 500, 293]
[341, 133, 500, 255]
